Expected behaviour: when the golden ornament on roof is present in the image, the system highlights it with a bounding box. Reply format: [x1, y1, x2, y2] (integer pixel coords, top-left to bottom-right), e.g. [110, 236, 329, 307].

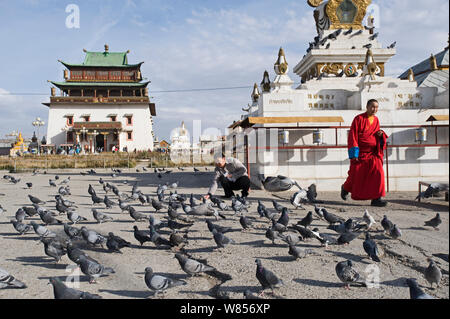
[307, 0, 324, 7]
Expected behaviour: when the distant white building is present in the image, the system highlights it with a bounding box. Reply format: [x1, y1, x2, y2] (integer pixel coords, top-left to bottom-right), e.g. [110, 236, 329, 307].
[44, 45, 156, 153]
[228, 1, 449, 192]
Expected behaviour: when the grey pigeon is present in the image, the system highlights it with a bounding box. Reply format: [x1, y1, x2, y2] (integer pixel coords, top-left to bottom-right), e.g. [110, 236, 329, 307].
[67, 211, 87, 224]
[259, 174, 302, 192]
[272, 200, 285, 213]
[327, 219, 354, 234]
[389, 224, 402, 239]
[276, 207, 290, 226]
[91, 193, 103, 205]
[387, 41, 396, 49]
[337, 231, 359, 245]
[63, 223, 81, 239]
[148, 226, 171, 248]
[244, 289, 262, 299]
[271, 219, 287, 233]
[133, 225, 152, 246]
[406, 278, 434, 299]
[424, 260, 442, 288]
[206, 220, 232, 234]
[298, 212, 313, 228]
[363, 233, 380, 262]
[49, 277, 101, 299]
[288, 244, 314, 260]
[11, 219, 32, 235]
[30, 221, 56, 238]
[28, 195, 45, 205]
[265, 227, 281, 244]
[151, 198, 166, 212]
[92, 209, 114, 224]
[381, 215, 394, 233]
[106, 232, 131, 253]
[39, 211, 63, 225]
[290, 190, 306, 209]
[424, 213, 442, 230]
[76, 254, 115, 284]
[128, 206, 149, 222]
[0, 267, 26, 289]
[322, 208, 345, 225]
[257, 200, 266, 218]
[41, 237, 67, 263]
[280, 233, 303, 246]
[174, 253, 215, 276]
[23, 206, 38, 217]
[49, 179, 57, 187]
[80, 227, 106, 247]
[144, 267, 187, 294]
[239, 215, 253, 230]
[170, 231, 189, 248]
[103, 196, 117, 209]
[416, 183, 449, 200]
[255, 259, 284, 295]
[67, 242, 96, 264]
[335, 260, 367, 289]
[212, 228, 235, 249]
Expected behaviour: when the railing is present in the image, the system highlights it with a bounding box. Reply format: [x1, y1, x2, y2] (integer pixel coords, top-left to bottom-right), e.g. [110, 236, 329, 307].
[50, 96, 150, 104]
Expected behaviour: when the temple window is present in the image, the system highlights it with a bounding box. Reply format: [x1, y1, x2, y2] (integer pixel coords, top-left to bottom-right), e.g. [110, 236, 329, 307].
[111, 71, 121, 80]
[67, 116, 73, 126]
[126, 131, 133, 141]
[111, 116, 117, 122]
[97, 71, 109, 81]
[126, 115, 133, 125]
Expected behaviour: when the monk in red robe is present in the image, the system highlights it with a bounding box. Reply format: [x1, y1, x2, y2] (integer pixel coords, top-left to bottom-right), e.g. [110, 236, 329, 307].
[341, 99, 388, 207]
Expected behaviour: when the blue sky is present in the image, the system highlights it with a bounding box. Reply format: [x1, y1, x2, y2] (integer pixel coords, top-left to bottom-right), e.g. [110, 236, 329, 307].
[0, 0, 448, 142]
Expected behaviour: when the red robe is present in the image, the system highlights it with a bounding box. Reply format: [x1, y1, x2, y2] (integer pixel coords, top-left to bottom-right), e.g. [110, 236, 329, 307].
[343, 112, 388, 200]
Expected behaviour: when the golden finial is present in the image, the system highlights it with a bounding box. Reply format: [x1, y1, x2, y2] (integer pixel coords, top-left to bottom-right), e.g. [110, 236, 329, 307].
[251, 83, 260, 102]
[260, 70, 271, 92]
[83, 48, 87, 53]
[274, 47, 288, 75]
[127, 50, 130, 54]
[430, 54, 438, 70]
[104, 44, 109, 53]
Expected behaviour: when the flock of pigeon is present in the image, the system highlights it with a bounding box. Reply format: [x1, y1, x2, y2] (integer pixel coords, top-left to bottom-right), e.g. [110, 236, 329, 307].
[0, 170, 447, 299]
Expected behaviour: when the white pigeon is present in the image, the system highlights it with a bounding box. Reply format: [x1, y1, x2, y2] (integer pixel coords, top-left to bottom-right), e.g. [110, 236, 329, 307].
[363, 210, 376, 230]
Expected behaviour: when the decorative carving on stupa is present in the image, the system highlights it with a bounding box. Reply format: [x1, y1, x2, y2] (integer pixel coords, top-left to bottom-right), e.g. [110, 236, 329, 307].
[261, 71, 271, 93]
[251, 83, 260, 103]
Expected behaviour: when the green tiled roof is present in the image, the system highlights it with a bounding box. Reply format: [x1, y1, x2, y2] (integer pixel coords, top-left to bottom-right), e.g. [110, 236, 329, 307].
[59, 50, 143, 68]
[51, 81, 150, 88]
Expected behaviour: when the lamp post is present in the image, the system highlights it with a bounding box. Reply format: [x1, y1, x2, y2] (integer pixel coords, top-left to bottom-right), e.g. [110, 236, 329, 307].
[32, 117, 45, 155]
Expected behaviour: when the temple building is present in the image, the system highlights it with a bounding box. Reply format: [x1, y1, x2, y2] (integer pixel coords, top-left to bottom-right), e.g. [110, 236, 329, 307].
[43, 45, 156, 153]
[228, 0, 449, 192]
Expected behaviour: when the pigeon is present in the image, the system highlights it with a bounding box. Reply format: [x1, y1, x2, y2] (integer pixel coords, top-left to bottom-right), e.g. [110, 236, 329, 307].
[76, 254, 115, 284]
[389, 224, 402, 239]
[39, 211, 63, 225]
[0, 267, 26, 289]
[15, 208, 26, 223]
[174, 253, 215, 277]
[170, 231, 189, 248]
[133, 225, 152, 246]
[424, 260, 442, 288]
[28, 195, 45, 205]
[337, 231, 360, 245]
[325, 43, 330, 49]
[55, 175, 60, 180]
[91, 194, 103, 205]
[148, 226, 172, 248]
[335, 260, 367, 289]
[106, 232, 131, 253]
[22, 206, 38, 217]
[406, 278, 434, 299]
[88, 184, 96, 196]
[280, 233, 303, 246]
[381, 215, 394, 233]
[323, 209, 345, 225]
[66, 242, 96, 264]
[103, 196, 117, 209]
[41, 237, 67, 263]
[290, 190, 306, 209]
[387, 41, 396, 49]
[255, 259, 284, 295]
[344, 27, 353, 35]
[272, 200, 284, 213]
[297, 212, 313, 228]
[60, 177, 71, 184]
[265, 227, 282, 245]
[363, 43, 372, 49]
[288, 244, 314, 260]
[328, 219, 354, 234]
[276, 207, 290, 226]
[63, 223, 81, 239]
[193, 167, 200, 172]
[362, 210, 376, 230]
[212, 228, 235, 249]
[369, 32, 379, 40]
[239, 215, 253, 230]
[271, 219, 288, 233]
[49, 277, 101, 299]
[424, 213, 442, 230]
[92, 209, 114, 224]
[144, 267, 187, 294]
[30, 221, 56, 238]
[151, 198, 166, 212]
[67, 211, 87, 224]
[80, 227, 107, 247]
[231, 197, 247, 214]
[206, 220, 232, 234]
[259, 174, 302, 192]
[128, 206, 149, 222]
[363, 233, 380, 262]
[26, 182, 32, 189]
[11, 219, 32, 235]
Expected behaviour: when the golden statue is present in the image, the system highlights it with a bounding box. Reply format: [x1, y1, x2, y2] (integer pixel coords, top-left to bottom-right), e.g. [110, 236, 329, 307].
[10, 132, 25, 156]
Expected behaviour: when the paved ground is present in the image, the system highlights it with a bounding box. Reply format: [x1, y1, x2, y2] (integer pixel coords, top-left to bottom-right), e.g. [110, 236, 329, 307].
[0, 168, 448, 299]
